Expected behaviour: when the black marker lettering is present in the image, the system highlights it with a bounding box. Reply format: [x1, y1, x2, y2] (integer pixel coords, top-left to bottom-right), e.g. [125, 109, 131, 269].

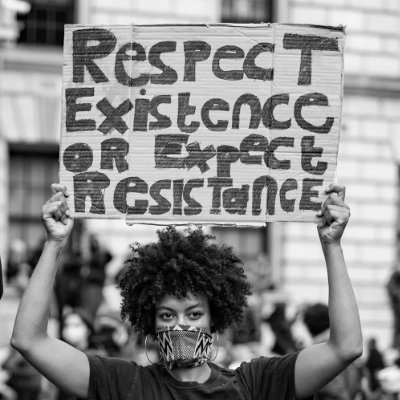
[73, 28, 116, 83]
[100, 138, 129, 173]
[63, 143, 93, 173]
[65, 88, 96, 132]
[114, 177, 148, 215]
[283, 34, 339, 85]
[74, 171, 110, 214]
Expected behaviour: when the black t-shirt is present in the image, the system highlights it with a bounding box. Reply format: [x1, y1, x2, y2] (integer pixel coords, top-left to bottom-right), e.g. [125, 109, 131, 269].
[87, 352, 299, 400]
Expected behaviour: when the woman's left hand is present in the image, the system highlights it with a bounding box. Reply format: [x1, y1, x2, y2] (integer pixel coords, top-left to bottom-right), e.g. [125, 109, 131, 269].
[317, 184, 350, 244]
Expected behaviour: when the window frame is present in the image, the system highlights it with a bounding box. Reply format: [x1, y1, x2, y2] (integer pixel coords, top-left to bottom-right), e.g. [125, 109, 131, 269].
[16, 0, 75, 47]
[8, 143, 59, 249]
[221, 0, 274, 23]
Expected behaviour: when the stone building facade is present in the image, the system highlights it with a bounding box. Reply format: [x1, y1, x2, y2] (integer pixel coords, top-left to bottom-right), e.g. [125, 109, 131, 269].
[281, 0, 400, 347]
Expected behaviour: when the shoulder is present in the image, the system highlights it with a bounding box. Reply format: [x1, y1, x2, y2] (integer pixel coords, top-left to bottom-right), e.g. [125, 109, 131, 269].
[209, 353, 299, 384]
[88, 355, 135, 373]
[88, 355, 163, 379]
[236, 352, 300, 376]
[208, 361, 236, 378]
[87, 356, 165, 400]
[88, 354, 157, 383]
[233, 353, 300, 399]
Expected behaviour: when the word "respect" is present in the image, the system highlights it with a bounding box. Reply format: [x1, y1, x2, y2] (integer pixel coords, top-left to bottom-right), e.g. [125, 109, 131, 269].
[72, 28, 339, 86]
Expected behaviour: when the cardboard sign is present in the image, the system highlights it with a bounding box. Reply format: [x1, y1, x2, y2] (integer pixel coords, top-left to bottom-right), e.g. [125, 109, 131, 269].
[59, 23, 345, 225]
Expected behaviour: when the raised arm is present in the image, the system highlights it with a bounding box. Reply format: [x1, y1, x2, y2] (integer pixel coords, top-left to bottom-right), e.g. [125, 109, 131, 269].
[10, 184, 90, 398]
[294, 184, 363, 399]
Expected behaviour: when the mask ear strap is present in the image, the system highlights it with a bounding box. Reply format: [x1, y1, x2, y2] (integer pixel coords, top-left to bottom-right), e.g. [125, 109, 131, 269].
[145, 335, 157, 365]
[209, 332, 219, 361]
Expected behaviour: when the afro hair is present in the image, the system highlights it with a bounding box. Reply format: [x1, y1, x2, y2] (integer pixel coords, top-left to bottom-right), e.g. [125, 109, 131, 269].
[118, 226, 252, 337]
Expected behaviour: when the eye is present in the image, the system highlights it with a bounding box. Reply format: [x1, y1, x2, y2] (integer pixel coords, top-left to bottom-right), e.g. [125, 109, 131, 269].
[188, 311, 203, 320]
[159, 312, 174, 321]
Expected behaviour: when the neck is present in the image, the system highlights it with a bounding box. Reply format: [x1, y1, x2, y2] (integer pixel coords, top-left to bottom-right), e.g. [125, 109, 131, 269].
[168, 362, 212, 383]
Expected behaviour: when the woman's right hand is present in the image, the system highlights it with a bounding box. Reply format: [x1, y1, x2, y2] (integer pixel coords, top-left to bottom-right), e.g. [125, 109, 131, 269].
[41, 184, 74, 243]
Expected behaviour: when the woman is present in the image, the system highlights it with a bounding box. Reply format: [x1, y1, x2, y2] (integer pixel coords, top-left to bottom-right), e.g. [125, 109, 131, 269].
[10, 183, 362, 400]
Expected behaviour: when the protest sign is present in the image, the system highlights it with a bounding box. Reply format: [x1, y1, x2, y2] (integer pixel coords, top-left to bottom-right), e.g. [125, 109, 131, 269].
[59, 23, 345, 225]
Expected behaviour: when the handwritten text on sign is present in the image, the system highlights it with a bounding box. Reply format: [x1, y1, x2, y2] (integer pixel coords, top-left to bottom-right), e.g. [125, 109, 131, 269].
[59, 24, 345, 225]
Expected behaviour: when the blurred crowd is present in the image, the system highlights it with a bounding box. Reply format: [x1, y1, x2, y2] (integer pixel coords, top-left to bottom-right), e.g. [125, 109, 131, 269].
[1, 233, 400, 400]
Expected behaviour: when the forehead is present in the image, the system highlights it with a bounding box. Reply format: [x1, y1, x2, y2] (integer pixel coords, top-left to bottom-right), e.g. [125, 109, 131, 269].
[156, 293, 209, 310]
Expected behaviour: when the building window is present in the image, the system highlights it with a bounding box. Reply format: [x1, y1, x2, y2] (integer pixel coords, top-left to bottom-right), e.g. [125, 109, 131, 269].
[17, 0, 75, 46]
[211, 226, 273, 291]
[221, 0, 274, 23]
[8, 145, 59, 250]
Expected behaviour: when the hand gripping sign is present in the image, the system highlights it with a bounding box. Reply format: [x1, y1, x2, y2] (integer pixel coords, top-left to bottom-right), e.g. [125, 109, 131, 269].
[59, 23, 345, 225]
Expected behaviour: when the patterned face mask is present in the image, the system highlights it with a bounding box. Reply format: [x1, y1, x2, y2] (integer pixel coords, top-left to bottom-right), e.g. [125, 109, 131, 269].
[156, 324, 213, 369]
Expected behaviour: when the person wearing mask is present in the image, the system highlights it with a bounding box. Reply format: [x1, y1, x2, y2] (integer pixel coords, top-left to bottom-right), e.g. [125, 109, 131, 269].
[58, 307, 96, 400]
[10, 183, 362, 400]
[0, 255, 3, 299]
[61, 308, 95, 352]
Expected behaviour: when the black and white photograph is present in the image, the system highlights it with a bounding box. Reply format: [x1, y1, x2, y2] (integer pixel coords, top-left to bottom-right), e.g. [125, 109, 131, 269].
[0, 1, 399, 399]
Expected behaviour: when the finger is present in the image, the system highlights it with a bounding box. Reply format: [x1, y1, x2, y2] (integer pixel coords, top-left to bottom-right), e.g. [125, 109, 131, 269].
[58, 198, 70, 224]
[42, 202, 73, 228]
[320, 193, 334, 216]
[44, 199, 69, 223]
[46, 192, 70, 219]
[51, 183, 69, 197]
[322, 193, 349, 212]
[326, 204, 349, 214]
[319, 203, 344, 227]
[325, 208, 349, 225]
[317, 213, 328, 229]
[59, 196, 69, 213]
[46, 191, 63, 204]
[325, 184, 345, 201]
[326, 194, 349, 209]
[324, 204, 350, 219]
[42, 201, 62, 219]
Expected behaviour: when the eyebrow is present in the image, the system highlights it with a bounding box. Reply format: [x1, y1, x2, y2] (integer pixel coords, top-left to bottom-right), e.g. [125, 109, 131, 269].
[156, 303, 204, 312]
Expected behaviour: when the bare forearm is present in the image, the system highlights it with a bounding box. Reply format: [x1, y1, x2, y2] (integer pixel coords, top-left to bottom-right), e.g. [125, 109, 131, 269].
[11, 240, 64, 350]
[322, 241, 362, 360]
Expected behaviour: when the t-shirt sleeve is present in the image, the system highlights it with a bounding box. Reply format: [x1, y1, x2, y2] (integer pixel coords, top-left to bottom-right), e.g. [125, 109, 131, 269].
[235, 351, 300, 400]
[87, 354, 139, 400]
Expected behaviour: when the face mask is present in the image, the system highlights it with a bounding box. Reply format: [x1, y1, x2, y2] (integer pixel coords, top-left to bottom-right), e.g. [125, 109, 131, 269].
[156, 324, 213, 369]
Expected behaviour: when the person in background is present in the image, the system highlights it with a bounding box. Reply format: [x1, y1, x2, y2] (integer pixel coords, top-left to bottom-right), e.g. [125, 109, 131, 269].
[2, 348, 42, 400]
[0, 255, 3, 300]
[10, 183, 362, 400]
[90, 312, 129, 358]
[387, 267, 400, 350]
[6, 239, 32, 296]
[303, 303, 364, 400]
[80, 234, 112, 321]
[2, 241, 43, 400]
[61, 307, 96, 353]
[265, 302, 298, 356]
[364, 338, 385, 399]
[58, 307, 98, 400]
